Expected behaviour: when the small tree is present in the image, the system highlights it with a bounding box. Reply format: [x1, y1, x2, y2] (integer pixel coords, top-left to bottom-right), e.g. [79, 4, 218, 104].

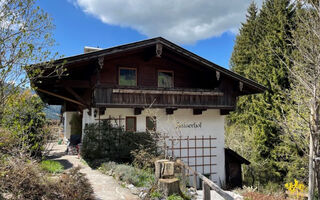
[0, 0, 63, 119]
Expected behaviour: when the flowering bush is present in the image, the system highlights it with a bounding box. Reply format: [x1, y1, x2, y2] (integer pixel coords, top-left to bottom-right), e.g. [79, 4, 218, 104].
[285, 179, 306, 199]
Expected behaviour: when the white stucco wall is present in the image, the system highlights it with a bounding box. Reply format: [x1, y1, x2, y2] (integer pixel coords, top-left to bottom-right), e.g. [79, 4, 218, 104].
[63, 111, 77, 140]
[82, 108, 96, 131]
[82, 108, 226, 186]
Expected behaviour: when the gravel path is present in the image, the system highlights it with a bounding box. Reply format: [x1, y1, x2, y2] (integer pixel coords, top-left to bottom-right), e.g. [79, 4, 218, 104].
[49, 144, 140, 200]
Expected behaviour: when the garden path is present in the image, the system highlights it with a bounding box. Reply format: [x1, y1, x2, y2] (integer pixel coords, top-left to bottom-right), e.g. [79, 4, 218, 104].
[48, 144, 140, 200]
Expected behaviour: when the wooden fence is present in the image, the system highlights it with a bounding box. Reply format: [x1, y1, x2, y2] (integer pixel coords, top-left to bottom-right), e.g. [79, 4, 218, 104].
[177, 159, 236, 200]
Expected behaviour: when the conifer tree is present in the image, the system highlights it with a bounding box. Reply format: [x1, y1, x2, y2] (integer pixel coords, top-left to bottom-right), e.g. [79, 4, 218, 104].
[227, 0, 304, 187]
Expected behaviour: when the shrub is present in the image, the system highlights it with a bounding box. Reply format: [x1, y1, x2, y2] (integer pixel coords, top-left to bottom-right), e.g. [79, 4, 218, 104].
[0, 157, 94, 200]
[40, 160, 63, 173]
[82, 121, 160, 163]
[99, 162, 155, 187]
[131, 147, 163, 170]
[1, 91, 50, 158]
[52, 167, 94, 200]
[99, 161, 117, 172]
[0, 129, 19, 156]
[0, 157, 48, 199]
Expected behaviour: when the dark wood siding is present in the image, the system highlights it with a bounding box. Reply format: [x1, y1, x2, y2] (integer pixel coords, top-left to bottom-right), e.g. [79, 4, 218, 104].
[92, 50, 241, 109]
[98, 52, 225, 90]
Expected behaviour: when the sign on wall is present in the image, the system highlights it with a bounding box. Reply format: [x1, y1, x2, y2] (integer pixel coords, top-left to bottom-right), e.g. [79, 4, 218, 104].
[176, 122, 202, 129]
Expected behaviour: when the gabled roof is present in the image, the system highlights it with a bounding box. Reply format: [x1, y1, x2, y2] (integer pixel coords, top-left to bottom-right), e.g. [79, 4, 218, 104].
[225, 148, 250, 165]
[49, 37, 266, 93]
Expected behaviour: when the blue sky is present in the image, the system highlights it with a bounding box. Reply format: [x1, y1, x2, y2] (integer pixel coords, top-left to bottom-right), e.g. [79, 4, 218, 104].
[36, 0, 262, 69]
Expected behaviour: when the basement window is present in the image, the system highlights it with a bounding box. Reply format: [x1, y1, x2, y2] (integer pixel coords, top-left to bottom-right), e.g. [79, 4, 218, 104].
[146, 116, 156, 132]
[119, 68, 137, 86]
[158, 70, 173, 88]
[126, 116, 136, 132]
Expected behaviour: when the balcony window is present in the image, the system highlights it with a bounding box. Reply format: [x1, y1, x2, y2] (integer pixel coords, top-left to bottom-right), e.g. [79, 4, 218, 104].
[126, 116, 136, 132]
[146, 116, 156, 132]
[158, 70, 173, 88]
[119, 68, 137, 86]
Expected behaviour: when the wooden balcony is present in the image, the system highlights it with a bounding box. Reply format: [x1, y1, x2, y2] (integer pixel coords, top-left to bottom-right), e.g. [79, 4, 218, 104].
[93, 86, 236, 109]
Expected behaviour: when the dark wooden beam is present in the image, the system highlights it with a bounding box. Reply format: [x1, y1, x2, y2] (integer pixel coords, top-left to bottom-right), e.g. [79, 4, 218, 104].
[220, 109, 232, 115]
[166, 108, 177, 115]
[65, 87, 88, 106]
[134, 108, 144, 115]
[193, 108, 207, 115]
[57, 80, 91, 88]
[37, 88, 85, 107]
[142, 47, 155, 61]
[99, 107, 106, 115]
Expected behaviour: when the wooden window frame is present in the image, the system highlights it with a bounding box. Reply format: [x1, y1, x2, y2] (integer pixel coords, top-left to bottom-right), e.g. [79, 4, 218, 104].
[146, 116, 156, 132]
[118, 67, 137, 87]
[157, 70, 174, 88]
[125, 116, 136, 132]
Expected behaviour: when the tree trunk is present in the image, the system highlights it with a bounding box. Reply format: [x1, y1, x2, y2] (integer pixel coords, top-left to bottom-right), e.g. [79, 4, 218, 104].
[308, 135, 315, 200]
[158, 178, 182, 197]
[316, 158, 320, 200]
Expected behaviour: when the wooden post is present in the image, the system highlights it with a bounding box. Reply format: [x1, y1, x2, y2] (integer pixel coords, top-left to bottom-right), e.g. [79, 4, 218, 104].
[203, 181, 211, 200]
[182, 165, 186, 182]
[193, 172, 197, 189]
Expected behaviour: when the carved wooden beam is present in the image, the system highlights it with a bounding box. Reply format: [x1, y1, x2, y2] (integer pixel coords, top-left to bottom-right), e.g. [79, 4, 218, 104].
[99, 107, 106, 115]
[156, 43, 163, 57]
[98, 56, 104, 69]
[239, 81, 243, 92]
[193, 108, 207, 115]
[220, 109, 232, 115]
[216, 71, 220, 81]
[134, 108, 144, 115]
[166, 108, 177, 115]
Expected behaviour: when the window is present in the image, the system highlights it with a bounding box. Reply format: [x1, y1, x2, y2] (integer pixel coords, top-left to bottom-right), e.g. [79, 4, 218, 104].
[119, 68, 137, 86]
[146, 116, 156, 132]
[126, 116, 136, 132]
[158, 70, 173, 88]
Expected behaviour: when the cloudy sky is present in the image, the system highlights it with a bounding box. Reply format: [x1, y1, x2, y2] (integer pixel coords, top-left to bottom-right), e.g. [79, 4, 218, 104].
[37, 0, 263, 68]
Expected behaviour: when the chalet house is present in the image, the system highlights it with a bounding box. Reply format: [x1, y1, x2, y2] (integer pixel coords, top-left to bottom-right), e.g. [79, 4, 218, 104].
[32, 37, 265, 187]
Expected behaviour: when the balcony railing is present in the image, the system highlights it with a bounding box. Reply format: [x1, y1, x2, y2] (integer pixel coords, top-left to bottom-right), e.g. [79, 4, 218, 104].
[93, 86, 236, 109]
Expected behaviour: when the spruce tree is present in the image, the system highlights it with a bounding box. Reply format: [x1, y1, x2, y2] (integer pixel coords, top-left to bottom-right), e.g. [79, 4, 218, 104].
[227, 0, 302, 187]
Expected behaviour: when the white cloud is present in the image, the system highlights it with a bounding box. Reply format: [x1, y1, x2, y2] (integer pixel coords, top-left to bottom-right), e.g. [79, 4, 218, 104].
[71, 0, 263, 44]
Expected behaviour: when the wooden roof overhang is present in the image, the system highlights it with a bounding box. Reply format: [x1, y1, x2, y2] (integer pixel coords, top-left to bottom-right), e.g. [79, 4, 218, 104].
[31, 37, 266, 110]
[225, 148, 250, 165]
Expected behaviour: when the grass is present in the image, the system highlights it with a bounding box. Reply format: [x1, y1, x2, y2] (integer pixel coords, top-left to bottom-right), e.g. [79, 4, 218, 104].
[150, 190, 162, 199]
[40, 160, 63, 173]
[167, 194, 184, 200]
